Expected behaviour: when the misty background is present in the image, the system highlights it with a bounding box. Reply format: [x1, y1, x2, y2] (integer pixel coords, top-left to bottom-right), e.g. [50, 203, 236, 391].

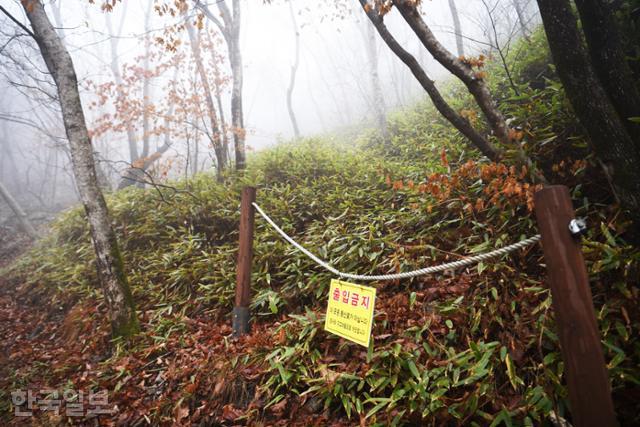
[0, 0, 538, 228]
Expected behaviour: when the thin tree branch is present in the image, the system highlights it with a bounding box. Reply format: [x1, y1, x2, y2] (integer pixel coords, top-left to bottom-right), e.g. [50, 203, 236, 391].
[193, 0, 226, 37]
[481, 0, 519, 95]
[0, 5, 35, 38]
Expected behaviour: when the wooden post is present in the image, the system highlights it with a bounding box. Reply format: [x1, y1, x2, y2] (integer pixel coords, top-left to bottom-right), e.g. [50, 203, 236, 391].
[233, 186, 256, 337]
[534, 185, 616, 427]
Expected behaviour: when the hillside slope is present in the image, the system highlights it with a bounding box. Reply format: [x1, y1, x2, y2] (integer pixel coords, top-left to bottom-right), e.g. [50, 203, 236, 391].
[1, 30, 639, 426]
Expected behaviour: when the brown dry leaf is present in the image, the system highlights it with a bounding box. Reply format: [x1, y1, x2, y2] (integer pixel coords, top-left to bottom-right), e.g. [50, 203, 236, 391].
[175, 404, 189, 421]
[318, 365, 340, 385]
[222, 404, 244, 421]
[277, 328, 286, 344]
[213, 378, 226, 396]
[183, 382, 196, 394]
[270, 397, 288, 416]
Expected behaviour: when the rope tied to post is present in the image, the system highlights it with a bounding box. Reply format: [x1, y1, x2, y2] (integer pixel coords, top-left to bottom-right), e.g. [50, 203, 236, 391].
[251, 202, 541, 282]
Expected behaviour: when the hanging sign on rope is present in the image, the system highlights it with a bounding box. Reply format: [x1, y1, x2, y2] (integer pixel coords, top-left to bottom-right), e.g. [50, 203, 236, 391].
[324, 279, 376, 347]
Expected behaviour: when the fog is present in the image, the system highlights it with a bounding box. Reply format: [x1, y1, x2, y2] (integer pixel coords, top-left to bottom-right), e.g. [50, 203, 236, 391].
[0, 0, 538, 230]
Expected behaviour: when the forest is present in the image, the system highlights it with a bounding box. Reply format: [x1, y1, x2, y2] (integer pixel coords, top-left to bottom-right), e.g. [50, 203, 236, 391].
[0, 0, 639, 425]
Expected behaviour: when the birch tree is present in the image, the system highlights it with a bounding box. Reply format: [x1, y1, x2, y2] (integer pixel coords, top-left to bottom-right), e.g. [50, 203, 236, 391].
[286, 1, 301, 139]
[204, 29, 231, 162]
[22, 0, 138, 338]
[186, 18, 227, 180]
[362, 18, 388, 142]
[447, 0, 464, 57]
[195, 0, 246, 171]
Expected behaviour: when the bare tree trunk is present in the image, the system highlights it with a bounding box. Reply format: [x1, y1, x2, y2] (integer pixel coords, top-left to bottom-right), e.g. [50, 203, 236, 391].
[185, 134, 191, 180]
[141, 0, 153, 161]
[0, 132, 21, 191]
[448, 0, 464, 57]
[116, 123, 174, 189]
[192, 132, 199, 176]
[205, 31, 231, 156]
[105, 7, 143, 189]
[214, 80, 230, 157]
[392, 0, 543, 180]
[573, 0, 640, 144]
[113, 1, 154, 189]
[228, 0, 245, 170]
[185, 18, 226, 181]
[512, 0, 530, 42]
[364, 19, 388, 142]
[394, 1, 511, 146]
[195, 0, 246, 171]
[286, 1, 301, 139]
[118, 68, 178, 190]
[0, 180, 38, 239]
[537, 0, 640, 216]
[358, 0, 501, 161]
[481, 0, 519, 95]
[24, 0, 138, 338]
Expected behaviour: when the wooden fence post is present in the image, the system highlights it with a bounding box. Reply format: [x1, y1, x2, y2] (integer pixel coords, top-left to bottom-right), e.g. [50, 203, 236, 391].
[233, 186, 256, 337]
[534, 185, 616, 427]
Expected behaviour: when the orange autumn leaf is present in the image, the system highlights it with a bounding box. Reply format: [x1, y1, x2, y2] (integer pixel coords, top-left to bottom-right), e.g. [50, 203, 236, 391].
[474, 71, 487, 80]
[440, 148, 449, 168]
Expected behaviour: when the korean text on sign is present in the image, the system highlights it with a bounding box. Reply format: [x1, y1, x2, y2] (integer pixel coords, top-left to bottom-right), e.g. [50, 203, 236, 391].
[324, 279, 376, 347]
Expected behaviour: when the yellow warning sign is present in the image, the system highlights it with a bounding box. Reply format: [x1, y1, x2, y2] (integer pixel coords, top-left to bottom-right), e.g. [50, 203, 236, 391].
[324, 279, 376, 347]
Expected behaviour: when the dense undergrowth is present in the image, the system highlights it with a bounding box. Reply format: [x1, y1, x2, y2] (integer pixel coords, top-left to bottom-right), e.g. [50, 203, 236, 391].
[1, 29, 639, 426]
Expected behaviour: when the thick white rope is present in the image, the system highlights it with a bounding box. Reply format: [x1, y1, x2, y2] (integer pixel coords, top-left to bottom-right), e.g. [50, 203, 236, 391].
[252, 202, 540, 281]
